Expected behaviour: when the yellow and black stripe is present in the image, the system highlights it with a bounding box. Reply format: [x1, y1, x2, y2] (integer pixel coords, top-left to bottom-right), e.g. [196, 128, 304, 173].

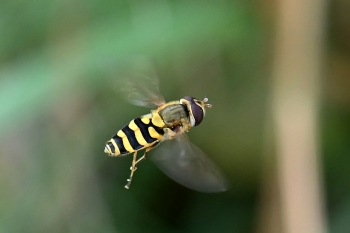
[105, 114, 165, 156]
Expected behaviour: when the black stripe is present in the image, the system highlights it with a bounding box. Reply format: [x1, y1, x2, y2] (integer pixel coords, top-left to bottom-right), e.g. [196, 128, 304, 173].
[112, 135, 128, 154]
[134, 118, 156, 143]
[107, 141, 115, 153]
[122, 126, 143, 150]
[149, 121, 165, 135]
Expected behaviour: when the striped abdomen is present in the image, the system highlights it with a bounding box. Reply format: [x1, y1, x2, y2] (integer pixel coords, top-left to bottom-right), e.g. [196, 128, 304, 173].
[105, 113, 165, 156]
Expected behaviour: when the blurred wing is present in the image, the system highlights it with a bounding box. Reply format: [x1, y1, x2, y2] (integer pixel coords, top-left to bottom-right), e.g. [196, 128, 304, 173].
[150, 134, 229, 192]
[117, 57, 165, 108]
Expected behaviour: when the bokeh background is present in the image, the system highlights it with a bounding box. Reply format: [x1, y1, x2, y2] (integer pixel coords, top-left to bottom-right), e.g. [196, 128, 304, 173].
[1, 0, 349, 232]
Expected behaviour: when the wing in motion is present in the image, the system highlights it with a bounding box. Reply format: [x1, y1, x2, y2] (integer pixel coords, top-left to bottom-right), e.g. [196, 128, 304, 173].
[150, 134, 229, 193]
[117, 57, 165, 108]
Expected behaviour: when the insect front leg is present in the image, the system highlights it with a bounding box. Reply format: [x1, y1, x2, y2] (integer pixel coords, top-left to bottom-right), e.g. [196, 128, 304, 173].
[163, 128, 177, 140]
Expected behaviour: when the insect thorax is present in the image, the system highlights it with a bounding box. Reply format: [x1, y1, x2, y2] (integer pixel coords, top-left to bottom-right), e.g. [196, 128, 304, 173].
[158, 103, 190, 129]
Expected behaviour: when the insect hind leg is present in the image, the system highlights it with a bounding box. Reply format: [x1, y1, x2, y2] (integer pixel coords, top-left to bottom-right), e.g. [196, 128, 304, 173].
[124, 142, 160, 190]
[125, 151, 138, 189]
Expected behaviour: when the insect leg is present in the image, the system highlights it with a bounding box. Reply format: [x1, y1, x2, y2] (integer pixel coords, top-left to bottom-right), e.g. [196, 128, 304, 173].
[124, 142, 160, 190]
[134, 142, 159, 166]
[125, 151, 138, 189]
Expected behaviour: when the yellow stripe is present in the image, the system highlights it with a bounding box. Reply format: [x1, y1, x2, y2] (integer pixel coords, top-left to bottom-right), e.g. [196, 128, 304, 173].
[148, 127, 162, 140]
[129, 120, 148, 146]
[109, 139, 120, 155]
[117, 130, 134, 152]
[141, 117, 150, 124]
[104, 144, 111, 154]
[135, 131, 148, 146]
[129, 120, 138, 130]
[151, 112, 165, 128]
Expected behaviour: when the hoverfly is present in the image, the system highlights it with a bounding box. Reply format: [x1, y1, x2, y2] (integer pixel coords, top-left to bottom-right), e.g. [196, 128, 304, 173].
[104, 61, 228, 192]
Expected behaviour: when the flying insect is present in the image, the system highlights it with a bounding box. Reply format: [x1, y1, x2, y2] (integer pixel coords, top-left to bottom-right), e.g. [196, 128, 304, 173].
[104, 63, 228, 192]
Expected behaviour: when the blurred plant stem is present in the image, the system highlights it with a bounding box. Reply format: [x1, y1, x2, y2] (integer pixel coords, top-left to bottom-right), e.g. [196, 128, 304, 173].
[259, 0, 328, 232]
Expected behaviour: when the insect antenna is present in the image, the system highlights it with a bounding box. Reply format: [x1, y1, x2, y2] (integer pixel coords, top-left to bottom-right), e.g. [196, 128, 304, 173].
[203, 97, 212, 108]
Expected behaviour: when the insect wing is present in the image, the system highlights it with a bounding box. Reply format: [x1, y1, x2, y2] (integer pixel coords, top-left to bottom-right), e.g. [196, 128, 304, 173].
[150, 134, 229, 192]
[117, 58, 165, 108]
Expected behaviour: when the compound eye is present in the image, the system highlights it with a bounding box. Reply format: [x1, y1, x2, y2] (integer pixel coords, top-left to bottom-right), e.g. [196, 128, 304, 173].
[182, 96, 194, 102]
[181, 96, 205, 126]
[191, 102, 204, 126]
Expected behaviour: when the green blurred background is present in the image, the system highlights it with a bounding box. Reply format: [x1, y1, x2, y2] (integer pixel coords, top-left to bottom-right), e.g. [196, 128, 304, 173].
[0, 0, 349, 232]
